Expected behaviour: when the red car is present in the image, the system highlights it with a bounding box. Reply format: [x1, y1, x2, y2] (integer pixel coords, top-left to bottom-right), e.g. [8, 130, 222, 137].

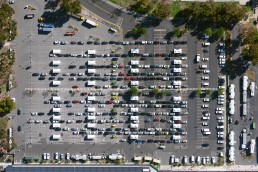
[72, 100, 80, 103]
[153, 118, 160, 122]
[118, 65, 124, 69]
[119, 72, 125, 76]
[81, 92, 87, 96]
[131, 77, 137, 80]
[106, 100, 113, 104]
[124, 77, 130, 81]
[72, 85, 79, 88]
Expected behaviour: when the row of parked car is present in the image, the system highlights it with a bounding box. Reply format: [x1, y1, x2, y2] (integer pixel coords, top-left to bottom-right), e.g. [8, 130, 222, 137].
[170, 155, 217, 165]
[53, 40, 187, 46]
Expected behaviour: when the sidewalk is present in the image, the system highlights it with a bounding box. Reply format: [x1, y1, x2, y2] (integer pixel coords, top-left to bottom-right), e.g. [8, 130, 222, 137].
[160, 164, 258, 171]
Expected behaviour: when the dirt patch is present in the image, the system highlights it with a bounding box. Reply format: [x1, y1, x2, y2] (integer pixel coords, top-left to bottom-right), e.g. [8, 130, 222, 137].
[245, 69, 256, 81]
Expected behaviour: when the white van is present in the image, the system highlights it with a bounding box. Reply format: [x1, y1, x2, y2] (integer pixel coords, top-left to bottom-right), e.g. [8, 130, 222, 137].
[202, 42, 211, 46]
[203, 131, 211, 135]
[202, 116, 210, 120]
[202, 128, 210, 132]
[196, 156, 201, 164]
[202, 82, 209, 86]
[199, 65, 208, 69]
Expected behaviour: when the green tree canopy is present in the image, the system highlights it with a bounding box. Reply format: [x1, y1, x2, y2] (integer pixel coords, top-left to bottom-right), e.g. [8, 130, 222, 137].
[243, 43, 258, 65]
[130, 0, 150, 14]
[196, 88, 202, 96]
[153, 1, 171, 19]
[203, 27, 212, 37]
[0, 97, 16, 114]
[60, 0, 81, 14]
[151, 88, 159, 95]
[214, 27, 225, 38]
[243, 27, 258, 45]
[129, 87, 138, 96]
[218, 88, 224, 95]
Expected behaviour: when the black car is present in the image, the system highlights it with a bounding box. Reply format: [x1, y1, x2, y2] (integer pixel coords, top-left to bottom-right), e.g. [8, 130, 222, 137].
[57, 77, 64, 81]
[102, 41, 108, 45]
[32, 73, 39, 76]
[77, 41, 84, 45]
[39, 77, 45, 80]
[68, 65, 76, 69]
[71, 41, 77, 44]
[147, 139, 154, 143]
[49, 77, 55, 80]
[64, 54, 70, 57]
[17, 108, 21, 115]
[18, 125, 21, 131]
[87, 41, 93, 44]
[94, 41, 100, 45]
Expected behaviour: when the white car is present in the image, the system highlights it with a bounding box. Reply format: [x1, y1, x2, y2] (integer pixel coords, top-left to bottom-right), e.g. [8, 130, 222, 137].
[201, 76, 209, 80]
[163, 77, 169, 81]
[54, 41, 61, 44]
[204, 113, 210, 117]
[202, 104, 209, 108]
[216, 110, 223, 114]
[203, 98, 210, 102]
[75, 113, 82, 116]
[203, 70, 210, 74]
[181, 56, 187, 60]
[55, 152, 59, 160]
[46, 153, 50, 160]
[66, 153, 70, 160]
[181, 64, 188, 68]
[217, 140, 224, 144]
[217, 116, 223, 120]
[216, 107, 224, 111]
[196, 54, 200, 62]
[202, 122, 208, 126]
[202, 58, 209, 61]
[181, 120, 187, 124]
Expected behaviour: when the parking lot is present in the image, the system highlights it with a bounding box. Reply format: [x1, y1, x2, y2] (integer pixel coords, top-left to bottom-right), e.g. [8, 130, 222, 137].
[8, 0, 229, 165]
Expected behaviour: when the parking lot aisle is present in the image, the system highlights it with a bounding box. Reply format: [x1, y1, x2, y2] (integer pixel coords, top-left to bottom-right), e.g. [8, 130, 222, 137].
[153, 29, 166, 53]
[196, 96, 204, 148]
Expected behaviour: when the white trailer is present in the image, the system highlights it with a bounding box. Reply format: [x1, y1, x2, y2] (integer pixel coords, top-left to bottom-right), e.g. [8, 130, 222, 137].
[87, 123, 96, 128]
[52, 123, 61, 128]
[130, 81, 139, 86]
[173, 116, 182, 120]
[87, 69, 96, 73]
[250, 139, 255, 154]
[250, 82, 255, 97]
[130, 69, 139, 73]
[85, 19, 98, 27]
[52, 108, 61, 113]
[173, 96, 181, 101]
[87, 49, 96, 55]
[173, 68, 182, 73]
[173, 135, 181, 140]
[130, 135, 138, 140]
[243, 90, 247, 103]
[87, 81, 96, 86]
[130, 49, 139, 54]
[173, 49, 182, 54]
[173, 60, 182, 65]
[87, 116, 96, 120]
[86, 135, 95, 140]
[52, 116, 61, 121]
[130, 108, 139, 112]
[130, 123, 139, 128]
[87, 107, 96, 112]
[242, 75, 248, 91]
[242, 104, 247, 116]
[52, 69, 61, 74]
[131, 60, 139, 65]
[173, 81, 182, 86]
[130, 116, 139, 121]
[173, 108, 181, 113]
[52, 96, 61, 101]
[52, 134, 61, 140]
[52, 49, 61, 54]
[52, 60, 60, 66]
[52, 81, 61, 86]
[173, 124, 182, 129]
[87, 61, 96, 65]
[90, 156, 102, 160]
[130, 96, 139, 101]
[87, 96, 96, 101]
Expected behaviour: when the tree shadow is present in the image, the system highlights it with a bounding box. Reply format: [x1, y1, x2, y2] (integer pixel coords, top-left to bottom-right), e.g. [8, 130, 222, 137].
[112, 8, 123, 17]
[138, 17, 161, 28]
[189, 91, 196, 99]
[44, 0, 59, 10]
[40, 9, 70, 28]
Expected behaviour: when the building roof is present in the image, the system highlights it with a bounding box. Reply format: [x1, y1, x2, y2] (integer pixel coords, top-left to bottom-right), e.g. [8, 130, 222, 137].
[5, 165, 150, 172]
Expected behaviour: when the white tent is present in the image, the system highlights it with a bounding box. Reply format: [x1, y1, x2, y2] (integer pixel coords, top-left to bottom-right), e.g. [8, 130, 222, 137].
[131, 60, 139, 65]
[52, 123, 61, 128]
[52, 69, 61, 73]
[130, 69, 139, 73]
[52, 81, 61, 86]
[52, 96, 60, 101]
[87, 49, 96, 55]
[52, 49, 61, 54]
[52, 108, 61, 113]
[130, 81, 139, 86]
[87, 61, 96, 65]
[87, 107, 96, 112]
[87, 69, 96, 73]
[52, 134, 61, 140]
[52, 60, 60, 66]
[130, 49, 139, 54]
[87, 81, 96, 86]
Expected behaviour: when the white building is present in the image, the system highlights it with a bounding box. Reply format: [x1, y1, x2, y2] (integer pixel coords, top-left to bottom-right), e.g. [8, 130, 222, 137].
[87, 49, 96, 55]
[52, 60, 60, 66]
[52, 81, 60, 86]
[52, 69, 61, 74]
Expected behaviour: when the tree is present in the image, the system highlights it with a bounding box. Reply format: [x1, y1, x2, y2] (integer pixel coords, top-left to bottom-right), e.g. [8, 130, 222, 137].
[203, 27, 212, 37]
[60, 0, 81, 14]
[243, 42, 258, 65]
[130, 0, 150, 14]
[130, 27, 146, 38]
[151, 88, 159, 95]
[214, 27, 225, 39]
[218, 88, 224, 95]
[206, 89, 211, 95]
[172, 27, 181, 37]
[153, 1, 171, 19]
[196, 88, 202, 96]
[243, 27, 258, 45]
[129, 87, 138, 96]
